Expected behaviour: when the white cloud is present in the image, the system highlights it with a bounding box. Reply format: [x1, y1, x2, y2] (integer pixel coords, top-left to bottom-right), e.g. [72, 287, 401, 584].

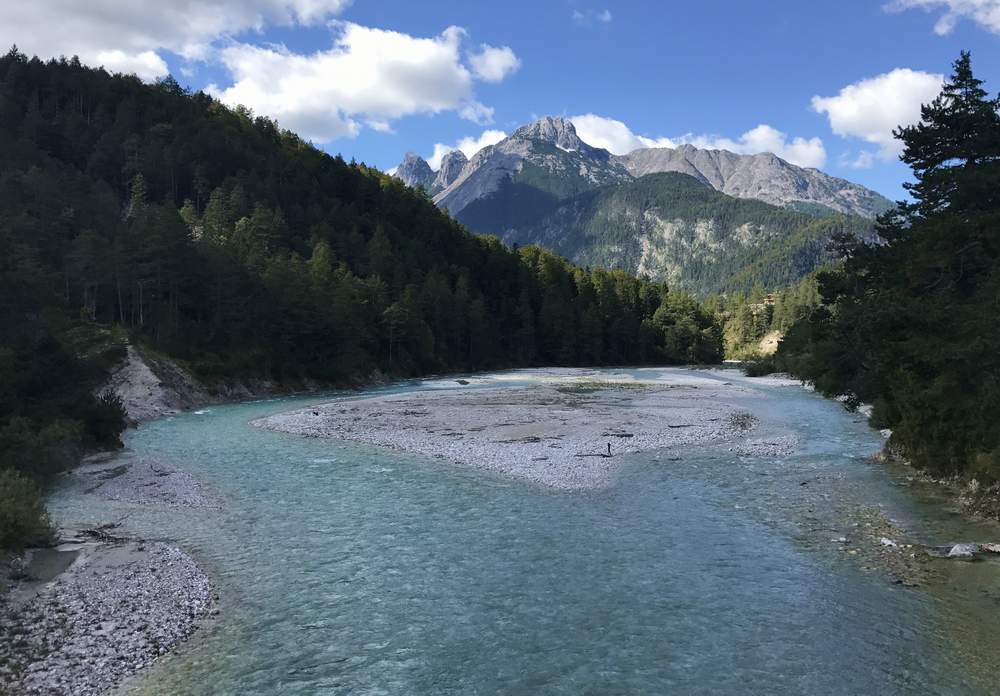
[570, 114, 676, 152]
[467, 44, 521, 82]
[0, 0, 352, 80]
[212, 23, 505, 142]
[840, 150, 877, 169]
[93, 50, 170, 82]
[427, 129, 506, 170]
[811, 68, 943, 159]
[0, 3, 518, 142]
[885, 0, 1000, 34]
[570, 114, 827, 168]
[688, 125, 827, 169]
[572, 8, 613, 23]
[459, 101, 496, 125]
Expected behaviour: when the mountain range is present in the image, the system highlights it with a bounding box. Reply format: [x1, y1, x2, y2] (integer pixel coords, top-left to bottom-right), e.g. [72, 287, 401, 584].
[394, 117, 892, 294]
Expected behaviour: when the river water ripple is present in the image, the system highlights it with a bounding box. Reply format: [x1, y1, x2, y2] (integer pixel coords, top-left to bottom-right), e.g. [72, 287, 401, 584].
[48, 368, 1000, 695]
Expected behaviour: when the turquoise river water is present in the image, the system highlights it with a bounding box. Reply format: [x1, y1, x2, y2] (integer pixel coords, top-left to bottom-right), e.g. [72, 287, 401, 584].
[48, 368, 1000, 695]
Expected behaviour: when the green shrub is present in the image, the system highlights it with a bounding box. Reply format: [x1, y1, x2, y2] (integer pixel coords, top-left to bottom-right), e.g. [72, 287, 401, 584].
[0, 417, 82, 480]
[0, 468, 54, 551]
[88, 390, 128, 444]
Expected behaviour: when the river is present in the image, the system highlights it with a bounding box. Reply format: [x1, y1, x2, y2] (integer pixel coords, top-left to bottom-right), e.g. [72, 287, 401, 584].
[48, 368, 1000, 694]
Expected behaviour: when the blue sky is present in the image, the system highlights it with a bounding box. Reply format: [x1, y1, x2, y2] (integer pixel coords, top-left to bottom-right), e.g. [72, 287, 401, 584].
[5, 1, 1000, 199]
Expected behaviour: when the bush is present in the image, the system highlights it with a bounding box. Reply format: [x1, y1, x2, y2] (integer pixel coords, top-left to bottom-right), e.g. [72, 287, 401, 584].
[87, 390, 128, 444]
[0, 468, 54, 551]
[0, 417, 83, 480]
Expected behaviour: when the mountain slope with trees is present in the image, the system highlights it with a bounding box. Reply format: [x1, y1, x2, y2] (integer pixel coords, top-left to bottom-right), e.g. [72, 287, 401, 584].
[397, 119, 882, 294]
[499, 172, 876, 295]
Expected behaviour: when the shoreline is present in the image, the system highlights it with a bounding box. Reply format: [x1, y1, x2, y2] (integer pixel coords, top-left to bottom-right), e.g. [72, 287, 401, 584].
[0, 532, 214, 696]
[0, 455, 218, 696]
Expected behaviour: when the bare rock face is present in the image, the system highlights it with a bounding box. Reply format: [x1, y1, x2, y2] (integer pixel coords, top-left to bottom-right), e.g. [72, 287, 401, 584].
[614, 145, 893, 219]
[433, 150, 468, 190]
[394, 152, 435, 190]
[103, 346, 209, 423]
[433, 117, 630, 217]
[509, 115, 589, 152]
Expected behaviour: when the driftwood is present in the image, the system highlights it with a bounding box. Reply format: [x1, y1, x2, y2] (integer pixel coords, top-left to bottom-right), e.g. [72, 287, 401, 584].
[78, 518, 130, 543]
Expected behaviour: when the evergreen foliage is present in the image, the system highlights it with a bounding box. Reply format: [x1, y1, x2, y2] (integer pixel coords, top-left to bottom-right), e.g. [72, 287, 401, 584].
[775, 52, 1000, 480]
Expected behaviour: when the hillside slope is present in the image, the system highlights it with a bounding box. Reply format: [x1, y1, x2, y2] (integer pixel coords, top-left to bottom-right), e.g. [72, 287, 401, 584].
[503, 172, 876, 294]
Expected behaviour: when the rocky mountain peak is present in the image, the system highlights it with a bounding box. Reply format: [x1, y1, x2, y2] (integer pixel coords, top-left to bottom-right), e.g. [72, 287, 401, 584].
[511, 116, 586, 151]
[396, 152, 434, 189]
[434, 150, 469, 189]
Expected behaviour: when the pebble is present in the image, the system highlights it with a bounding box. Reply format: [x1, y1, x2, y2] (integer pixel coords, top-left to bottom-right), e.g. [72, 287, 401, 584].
[0, 541, 213, 696]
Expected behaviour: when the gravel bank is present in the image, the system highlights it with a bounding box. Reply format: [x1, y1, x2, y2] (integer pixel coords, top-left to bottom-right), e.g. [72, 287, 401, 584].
[81, 455, 217, 508]
[254, 371, 765, 490]
[1, 455, 218, 695]
[0, 537, 214, 696]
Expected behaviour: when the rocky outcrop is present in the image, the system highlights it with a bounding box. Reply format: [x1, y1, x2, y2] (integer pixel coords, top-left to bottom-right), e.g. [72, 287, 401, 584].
[394, 152, 435, 190]
[433, 116, 630, 218]
[433, 150, 468, 190]
[103, 346, 209, 423]
[614, 145, 893, 218]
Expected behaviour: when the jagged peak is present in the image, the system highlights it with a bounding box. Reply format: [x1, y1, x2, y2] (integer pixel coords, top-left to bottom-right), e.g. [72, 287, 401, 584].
[511, 116, 585, 151]
[439, 149, 468, 166]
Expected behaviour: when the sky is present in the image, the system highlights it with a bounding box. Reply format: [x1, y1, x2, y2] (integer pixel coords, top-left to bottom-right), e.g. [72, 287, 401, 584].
[4, 1, 1000, 199]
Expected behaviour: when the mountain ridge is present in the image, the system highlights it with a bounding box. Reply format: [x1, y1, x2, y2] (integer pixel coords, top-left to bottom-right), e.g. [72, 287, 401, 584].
[393, 117, 893, 219]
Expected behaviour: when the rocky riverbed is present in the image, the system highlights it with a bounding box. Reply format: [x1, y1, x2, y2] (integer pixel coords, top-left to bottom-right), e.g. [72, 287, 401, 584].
[0, 455, 217, 695]
[253, 371, 771, 490]
[0, 537, 214, 696]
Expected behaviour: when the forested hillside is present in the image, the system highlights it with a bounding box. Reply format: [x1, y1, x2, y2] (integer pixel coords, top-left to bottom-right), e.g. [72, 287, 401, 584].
[0, 49, 722, 548]
[500, 172, 875, 295]
[773, 53, 1000, 485]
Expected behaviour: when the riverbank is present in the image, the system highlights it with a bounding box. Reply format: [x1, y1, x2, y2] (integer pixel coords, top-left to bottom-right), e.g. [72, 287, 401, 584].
[0, 454, 218, 695]
[254, 369, 797, 490]
[0, 536, 213, 696]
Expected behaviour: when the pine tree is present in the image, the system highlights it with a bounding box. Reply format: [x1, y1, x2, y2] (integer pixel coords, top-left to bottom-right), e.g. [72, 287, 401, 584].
[895, 51, 1000, 218]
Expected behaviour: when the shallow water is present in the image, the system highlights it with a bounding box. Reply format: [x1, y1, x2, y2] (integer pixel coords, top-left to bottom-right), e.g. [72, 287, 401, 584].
[49, 368, 1000, 695]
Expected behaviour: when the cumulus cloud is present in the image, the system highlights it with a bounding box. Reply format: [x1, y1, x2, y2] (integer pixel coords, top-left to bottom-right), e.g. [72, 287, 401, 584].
[467, 44, 521, 82]
[570, 114, 676, 152]
[93, 50, 170, 82]
[811, 68, 943, 159]
[210, 23, 515, 142]
[1, 3, 520, 143]
[0, 0, 352, 79]
[570, 114, 827, 168]
[427, 129, 507, 170]
[885, 0, 1000, 34]
[690, 125, 827, 168]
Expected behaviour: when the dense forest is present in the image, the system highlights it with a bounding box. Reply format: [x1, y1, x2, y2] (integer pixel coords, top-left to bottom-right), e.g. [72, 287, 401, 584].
[772, 53, 1000, 484]
[0, 48, 722, 549]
